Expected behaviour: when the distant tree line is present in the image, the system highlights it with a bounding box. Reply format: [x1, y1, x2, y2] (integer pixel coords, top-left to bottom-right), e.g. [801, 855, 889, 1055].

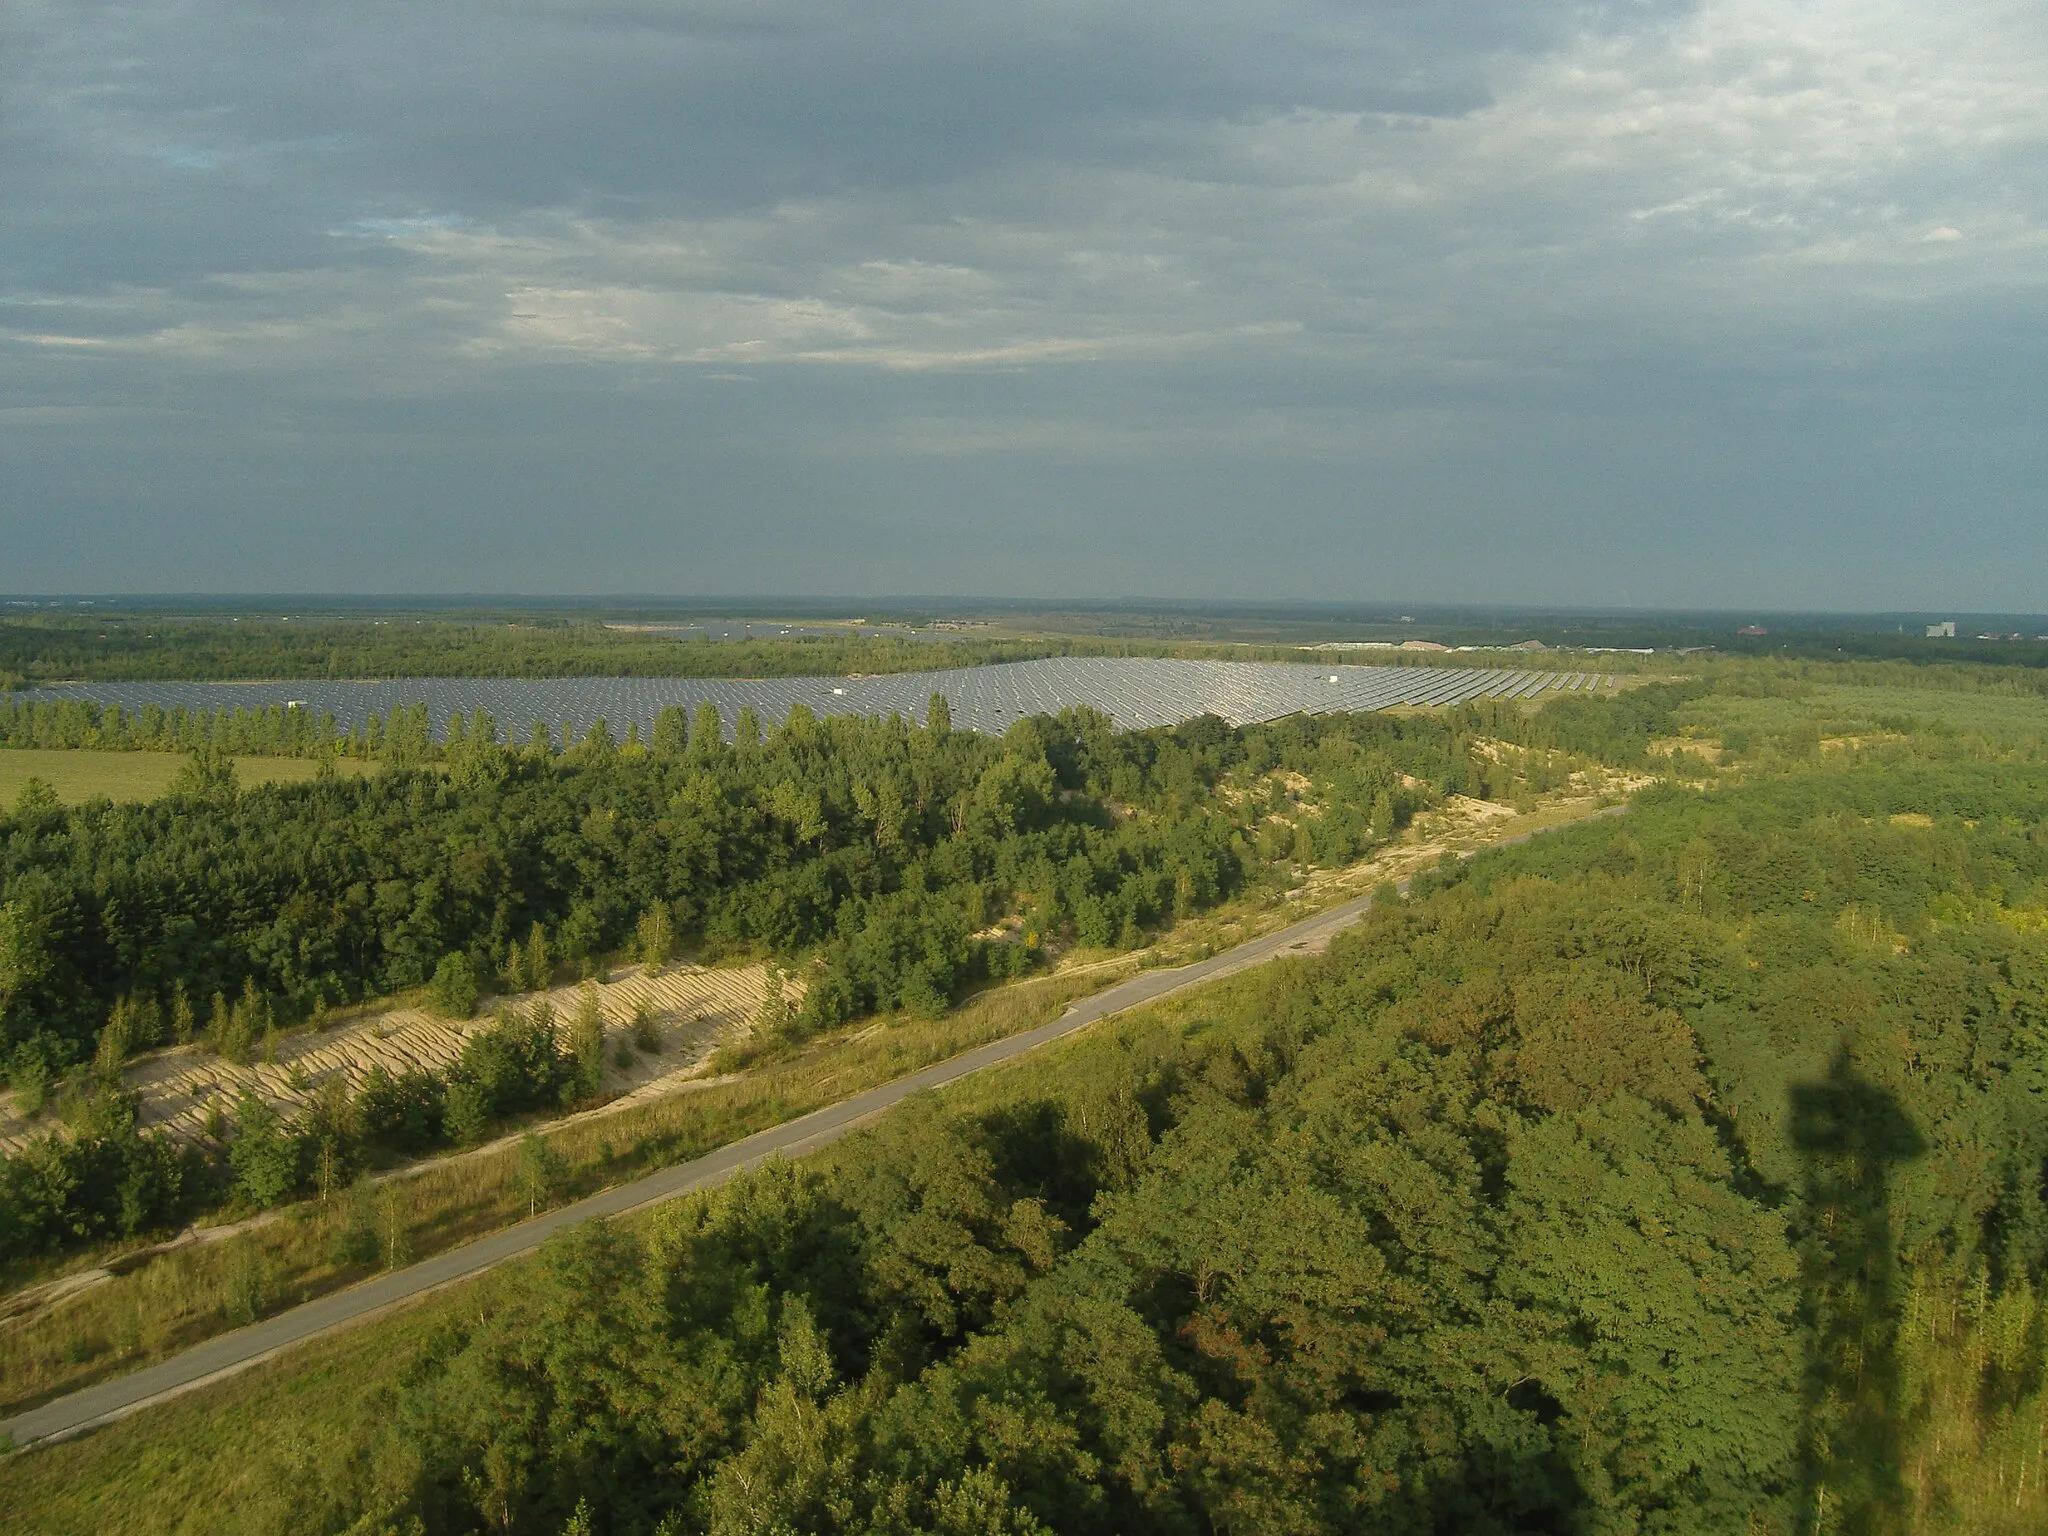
[0, 617, 1060, 686]
[0, 613, 1594, 693]
[0, 617, 1435, 690]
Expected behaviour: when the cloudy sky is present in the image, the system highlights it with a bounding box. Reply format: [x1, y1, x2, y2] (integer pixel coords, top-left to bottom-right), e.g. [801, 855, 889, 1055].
[3, 0, 2044, 606]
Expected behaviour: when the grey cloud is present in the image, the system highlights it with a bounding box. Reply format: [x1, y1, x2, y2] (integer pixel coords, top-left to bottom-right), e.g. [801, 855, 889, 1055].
[4, 0, 1646, 289]
[2, 0, 2044, 606]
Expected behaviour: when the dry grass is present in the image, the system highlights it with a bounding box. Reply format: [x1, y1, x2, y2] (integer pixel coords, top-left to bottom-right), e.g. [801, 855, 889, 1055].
[0, 1266, 501, 1535]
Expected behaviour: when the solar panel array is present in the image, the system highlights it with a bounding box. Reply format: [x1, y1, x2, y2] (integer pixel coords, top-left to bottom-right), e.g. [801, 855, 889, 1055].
[24, 659, 1612, 742]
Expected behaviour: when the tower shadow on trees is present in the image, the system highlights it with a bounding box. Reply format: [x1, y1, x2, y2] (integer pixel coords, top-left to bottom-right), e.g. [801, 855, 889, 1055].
[1791, 1049, 1927, 1536]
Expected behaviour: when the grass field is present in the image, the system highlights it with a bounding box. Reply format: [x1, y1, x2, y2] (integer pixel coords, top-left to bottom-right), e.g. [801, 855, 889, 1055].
[0, 750, 373, 807]
[1673, 683, 2048, 756]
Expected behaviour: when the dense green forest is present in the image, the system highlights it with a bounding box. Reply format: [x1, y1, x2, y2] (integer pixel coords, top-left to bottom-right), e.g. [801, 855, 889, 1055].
[0, 617, 1052, 686]
[8, 665, 2048, 1530]
[1, 687, 1666, 1265]
[2, 687, 1672, 1071]
[0, 616, 1400, 689]
[49, 751, 2044, 1534]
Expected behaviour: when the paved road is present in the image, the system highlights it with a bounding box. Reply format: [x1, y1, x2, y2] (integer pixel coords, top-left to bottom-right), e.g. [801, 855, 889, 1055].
[2, 806, 1615, 1449]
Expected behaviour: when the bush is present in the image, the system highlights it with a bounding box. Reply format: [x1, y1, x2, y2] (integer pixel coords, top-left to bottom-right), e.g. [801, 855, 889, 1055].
[228, 1092, 304, 1208]
[631, 1004, 662, 1054]
[428, 952, 480, 1019]
[356, 1066, 446, 1151]
[220, 1234, 270, 1326]
[442, 1079, 492, 1146]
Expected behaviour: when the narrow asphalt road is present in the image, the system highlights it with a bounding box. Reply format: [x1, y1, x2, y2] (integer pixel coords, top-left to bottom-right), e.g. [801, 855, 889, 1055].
[3, 806, 1615, 1449]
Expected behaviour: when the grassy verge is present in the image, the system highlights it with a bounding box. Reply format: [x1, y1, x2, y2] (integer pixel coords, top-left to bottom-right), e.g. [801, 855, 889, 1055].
[0, 750, 373, 806]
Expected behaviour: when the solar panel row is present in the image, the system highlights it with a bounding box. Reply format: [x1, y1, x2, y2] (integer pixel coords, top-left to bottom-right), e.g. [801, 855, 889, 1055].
[24, 659, 1613, 743]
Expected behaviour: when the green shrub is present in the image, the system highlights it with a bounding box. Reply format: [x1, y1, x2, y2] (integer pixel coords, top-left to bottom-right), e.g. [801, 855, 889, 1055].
[228, 1092, 304, 1208]
[220, 1234, 270, 1326]
[356, 1066, 445, 1151]
[442, 1079, 492, 1147]
[631, 1003, 661, 1054]
[428, 952, 479, 1019]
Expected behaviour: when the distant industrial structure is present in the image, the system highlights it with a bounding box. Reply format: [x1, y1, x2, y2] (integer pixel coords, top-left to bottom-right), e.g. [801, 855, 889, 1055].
[1926, 621, 1957, 638]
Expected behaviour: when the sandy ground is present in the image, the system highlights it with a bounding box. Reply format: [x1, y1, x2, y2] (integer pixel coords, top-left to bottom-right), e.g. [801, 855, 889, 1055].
[0, 961, 785, 1158]
[1287, 766, 1650, 909]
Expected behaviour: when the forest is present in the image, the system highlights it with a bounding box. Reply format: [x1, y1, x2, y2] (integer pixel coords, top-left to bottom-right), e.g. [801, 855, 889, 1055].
[0, 683, 1672, 1267]
[12, 740, 2047, 1533]
[0, 616, 1054, 687]
[0, 615, 1378, 690]
[1, 685, 1674, 1070]
[13, 662, 2048, 1532]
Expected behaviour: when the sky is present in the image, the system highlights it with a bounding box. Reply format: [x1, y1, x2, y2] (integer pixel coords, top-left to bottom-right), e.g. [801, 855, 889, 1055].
[2, 0, 2044, 607]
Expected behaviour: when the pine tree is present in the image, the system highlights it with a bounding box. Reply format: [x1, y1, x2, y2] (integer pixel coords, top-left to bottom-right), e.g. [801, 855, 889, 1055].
[692, 702, 723, 753]
[524, 922, 552, 992]
[570, 983, 606, 1097]
[94, 1002, 132, 1079]
[635, 904, 674, 970]
[653, 706, 690, 756]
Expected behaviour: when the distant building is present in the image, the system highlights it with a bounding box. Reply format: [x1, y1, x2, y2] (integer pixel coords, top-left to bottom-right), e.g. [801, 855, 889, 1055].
[1736, 625, 1768, 636]
[1927, 621, 1957, 638]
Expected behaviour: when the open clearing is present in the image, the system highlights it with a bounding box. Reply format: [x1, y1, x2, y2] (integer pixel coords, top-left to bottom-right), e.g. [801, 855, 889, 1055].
[0, 750, 373, 806]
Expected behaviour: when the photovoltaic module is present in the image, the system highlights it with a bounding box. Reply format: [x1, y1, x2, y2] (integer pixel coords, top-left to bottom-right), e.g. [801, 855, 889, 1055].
[23, 658, 1612, 742]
